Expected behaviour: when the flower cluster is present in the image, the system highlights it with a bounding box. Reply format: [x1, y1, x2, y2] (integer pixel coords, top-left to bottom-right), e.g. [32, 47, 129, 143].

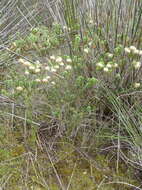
[124, 46, 142, 55]
[49, 55, 72, 70]
[96, 52, 118, 73]
[19, 58, 41, 74]
[84, 48, 90, 54]
[132, 61, 141, 69]
[96, 61, 118, 72]
[62, 25, 71, 32]
[16, 86, 23, 91]
[18, 55, 73, 86]
[134, 82, 140, 88]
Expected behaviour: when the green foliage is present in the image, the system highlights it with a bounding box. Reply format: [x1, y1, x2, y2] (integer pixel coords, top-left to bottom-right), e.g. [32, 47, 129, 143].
[10, 25, 64, 55]
[85, 77, 98, 88]
[1, 0, 142, 189]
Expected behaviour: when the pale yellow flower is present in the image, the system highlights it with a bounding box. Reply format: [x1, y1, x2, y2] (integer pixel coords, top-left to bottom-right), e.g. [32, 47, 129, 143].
[63, 26, 68, 30]
[25, 70, 30, 75]
[113, 63, 118, 68]
[138, 50, 142, 56]
[83, 171, 87, 175]
[134, 82, 140, 88]
[35, 79, 41, 82]
[18, 58, 25, 64]
[89, 20, 93, 24]
[51, 81, 55, 85]
[23, 61, 31, 66]
[16, 86, 23, 91]
[36, 63, 41, 69]
[29, 65, 35, 70]
[107, 53, 113, 58]
[45, 66, 50, 71]
[50, 55, 56, 60]
[54, 65, 60, 69]
[124, 47, 131, 54]
[132, 49, 139, 55]
[42, 78, 48, 83]
[12, 42, 17, 47]
[129, 46, 137, 52]
[106, 63, 112, 68]
[66, 58, 72, 63]
[50, 68, 57, 72]
[34, 68, 41, 73]
[84, 48, 89, 54]
[59, 62, 64, 66]
[88, 42, 92, 46]
[96, 62, 104, 68]
[36, 60, 40, 64]
[56, 57, 63, 63]
[45, 76, 51, 80]
[103, 67, 109, 72]
[134, 61, 141, 69]
[65, 65, 72, 70]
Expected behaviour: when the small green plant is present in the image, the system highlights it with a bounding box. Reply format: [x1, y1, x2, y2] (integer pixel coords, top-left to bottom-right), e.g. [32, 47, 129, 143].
[10, 25, 64, 56]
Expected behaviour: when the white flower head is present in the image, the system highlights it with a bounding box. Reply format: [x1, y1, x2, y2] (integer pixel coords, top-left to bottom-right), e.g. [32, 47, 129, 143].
[89, 20, 93, 24]
[36, 60, 40, 64]
[113, 63, 118, 68]
[54, 65, 60, 69]
[42, 78, 48, 83]
[129, 46, 137, 52]
[84, 48, 89, 54]
[134, 62, 141, 69]
[23, 61, 31, 67]
[35, 61, 41, 68]
[138, 50, 142, 56]
[124, 47, 131, 54]
[63, 26, 68, 30]
[103, 67, 109, 72]
[59, 62, 64, 66]
[25, 70, 30, 75]
[134, 82, 140, 88]
[16, 86, 23, 91]
[51, 81, 55, 85]
[45, 76, 51, 80]
[12, 42, 17, 47]
[107, 53, 113, 58]
[106, 63, 112, 68]
[29, 65, 35, 70]
[50, 68, 57, 72]
[133, 49, 140, 55]
[88, 42, 92, 46]
[36, 64, 41, 69]
[34, 68, 41, 73]
[56, 57, 63, 63]
[83, 171, 87, 175]
[96, 62, 104, 68]
[50, 55, 56, 60]
[45, 66, 50, 71]
[35, 79, 41, 82]
[65, 65, 72, 70]
[66, 58, 72, 63]
[18, 58, 25, 64]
